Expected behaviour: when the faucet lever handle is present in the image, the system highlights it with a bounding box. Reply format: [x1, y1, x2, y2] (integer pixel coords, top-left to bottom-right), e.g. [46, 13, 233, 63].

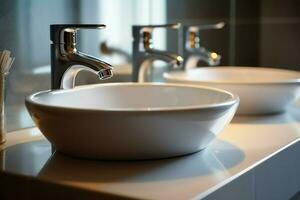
[133, 23, 181, 33]
[140, 23, 181, 29]
[187, 22, 225, 33]
[133, 23, 181, 32]
[50, 24, 106, 44]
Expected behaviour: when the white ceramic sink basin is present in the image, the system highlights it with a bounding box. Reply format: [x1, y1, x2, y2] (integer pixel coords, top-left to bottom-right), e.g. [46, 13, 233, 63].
[26, 83, 238, 160]
[164, 67, 300, 115]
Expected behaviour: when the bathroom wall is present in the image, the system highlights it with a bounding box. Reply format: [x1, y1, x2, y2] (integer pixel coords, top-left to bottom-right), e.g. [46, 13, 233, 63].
[166, 0, 231, 65]
[166, 0, 300, 69]
[259, 0, 300, 69]
[1, 0, 81, 131]
[0, 0, 299, 131]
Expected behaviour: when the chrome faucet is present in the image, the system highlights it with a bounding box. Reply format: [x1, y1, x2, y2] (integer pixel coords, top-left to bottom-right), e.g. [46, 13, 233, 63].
[132, 23, 183, 82]
[180, 22, 225, 70]
[50, 24, 113, 89]
[100, 41, 131, 63]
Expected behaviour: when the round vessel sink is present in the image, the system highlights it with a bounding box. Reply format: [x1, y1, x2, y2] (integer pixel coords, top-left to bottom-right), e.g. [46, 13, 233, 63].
[26, 83, 239, 160]
[164, 67, 300, 115]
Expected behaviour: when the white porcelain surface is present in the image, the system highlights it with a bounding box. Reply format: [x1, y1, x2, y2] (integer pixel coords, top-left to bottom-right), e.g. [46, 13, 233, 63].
[164, 67, 300, 115]
[25, 83, 238, 160]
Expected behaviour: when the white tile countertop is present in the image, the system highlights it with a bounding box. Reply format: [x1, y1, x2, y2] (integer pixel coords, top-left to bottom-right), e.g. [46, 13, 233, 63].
[1, 105, 300, 199]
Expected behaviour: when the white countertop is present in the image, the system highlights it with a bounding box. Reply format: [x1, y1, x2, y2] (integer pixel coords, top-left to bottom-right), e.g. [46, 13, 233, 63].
[1, 106, 300, 199]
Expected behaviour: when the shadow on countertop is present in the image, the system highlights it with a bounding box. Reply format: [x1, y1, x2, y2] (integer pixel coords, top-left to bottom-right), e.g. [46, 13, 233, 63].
[1, 139, 244, 183]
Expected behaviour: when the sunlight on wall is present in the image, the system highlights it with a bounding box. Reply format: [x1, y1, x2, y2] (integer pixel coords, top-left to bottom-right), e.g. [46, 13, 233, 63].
[79, 0, 166, 64]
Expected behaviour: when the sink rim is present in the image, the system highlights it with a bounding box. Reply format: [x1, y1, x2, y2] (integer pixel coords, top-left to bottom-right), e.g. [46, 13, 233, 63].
[25, 82, 239, 112]
[164, 66, 300, 85]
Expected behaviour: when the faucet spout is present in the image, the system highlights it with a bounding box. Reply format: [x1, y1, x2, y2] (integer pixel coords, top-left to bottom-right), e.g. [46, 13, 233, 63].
[146, 49, 183, 68]
[100, 41, 131, 63]
[137, 49, 183, 83]
[185, 47, 221, 69]
[59, 51, 113, 89]
[68, 51, 113, 79]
